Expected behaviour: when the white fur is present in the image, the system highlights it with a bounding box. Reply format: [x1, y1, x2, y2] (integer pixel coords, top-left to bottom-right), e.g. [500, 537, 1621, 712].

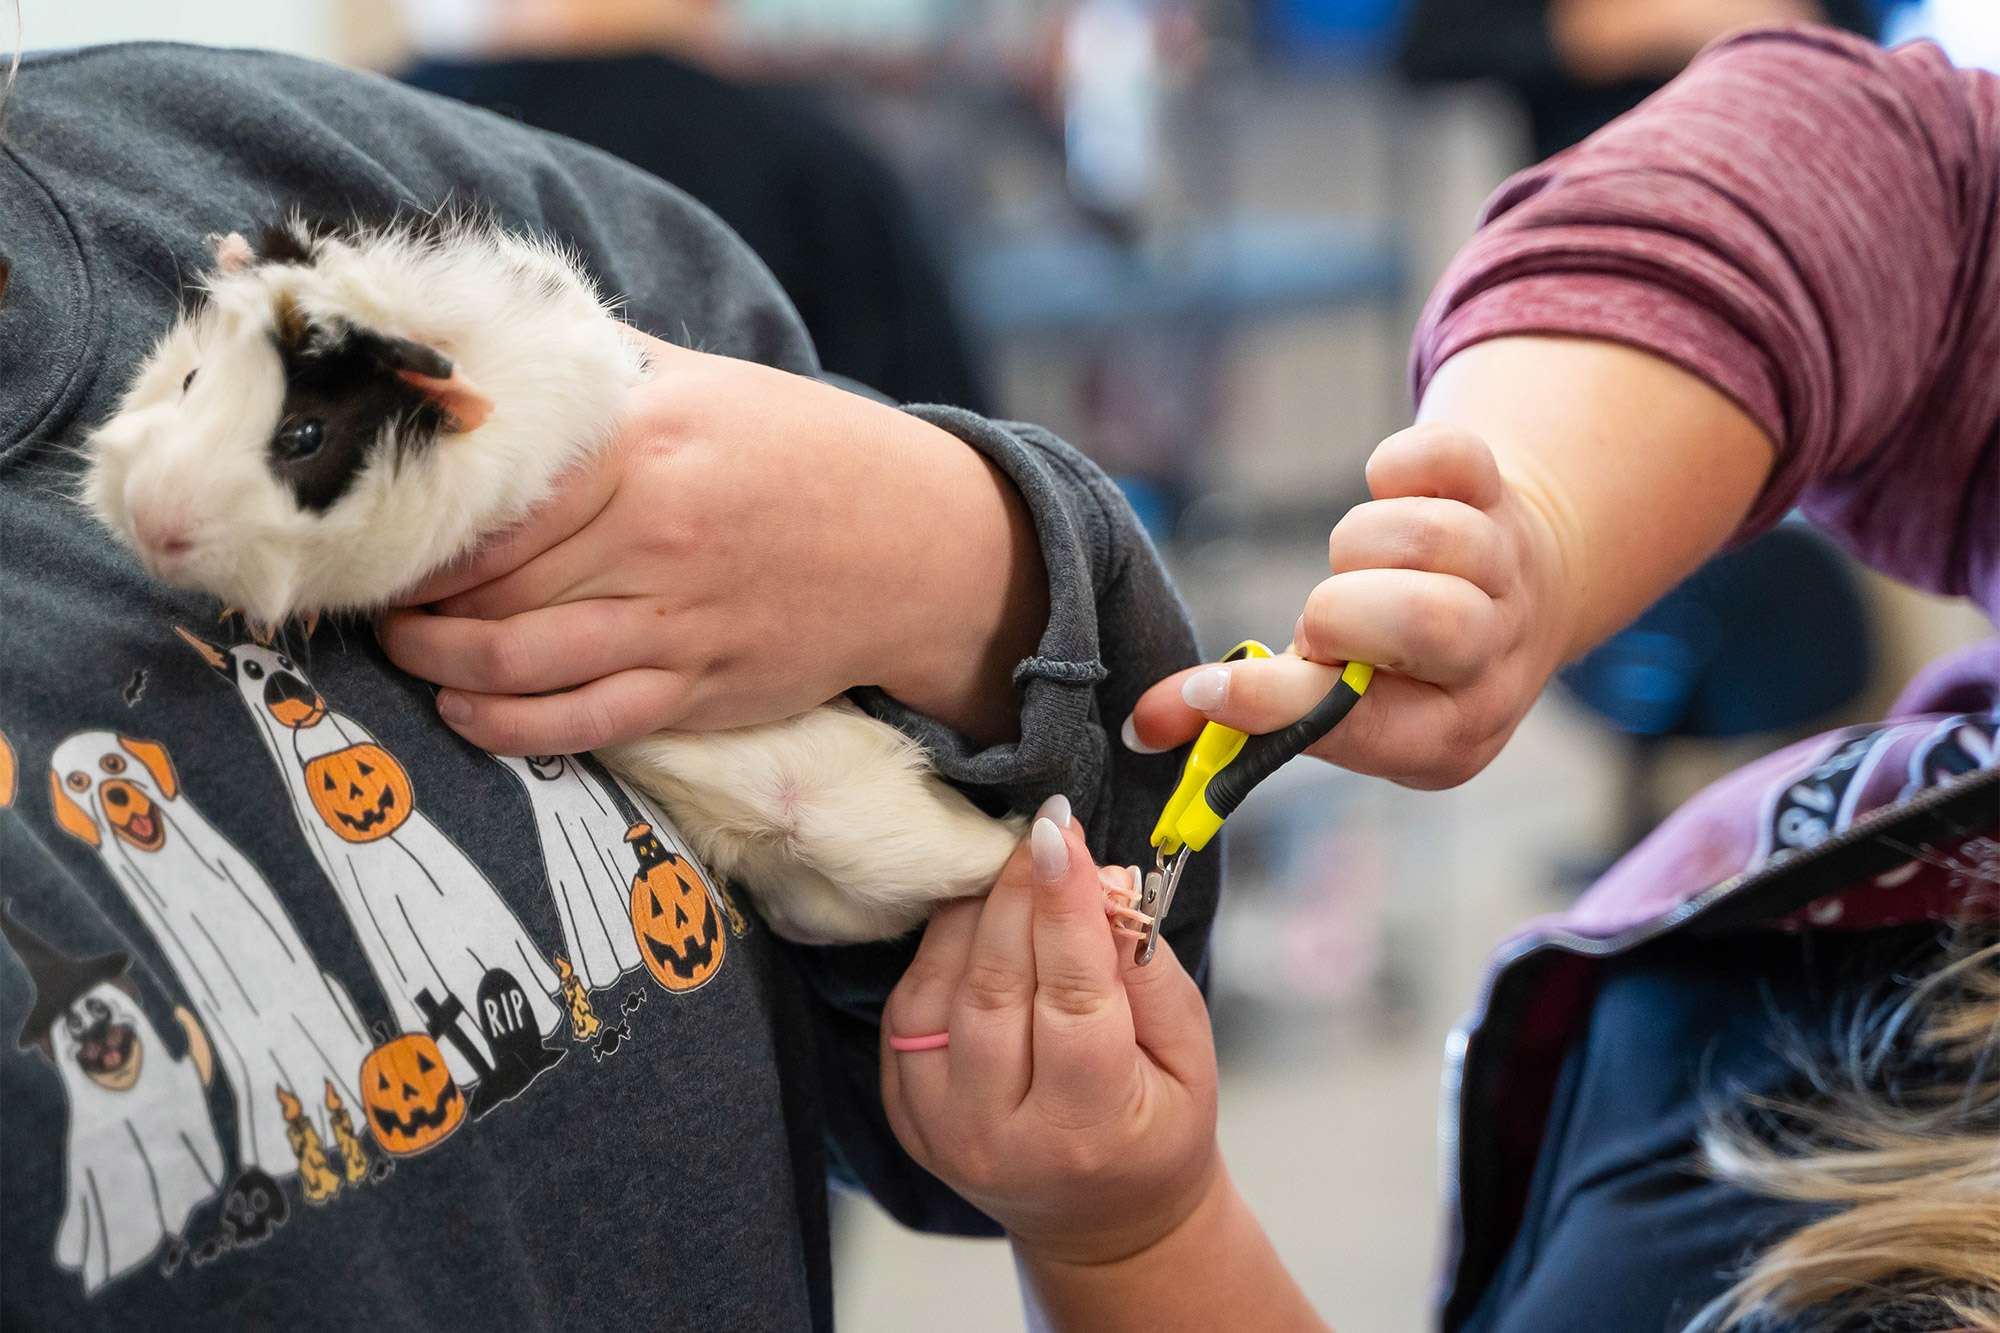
[86, 214, 1021, 943]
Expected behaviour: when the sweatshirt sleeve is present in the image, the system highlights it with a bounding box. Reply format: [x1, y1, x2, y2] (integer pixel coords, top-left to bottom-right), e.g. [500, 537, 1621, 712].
[790, 407, 1213, 1234]
[1413, 26, 2000, 614]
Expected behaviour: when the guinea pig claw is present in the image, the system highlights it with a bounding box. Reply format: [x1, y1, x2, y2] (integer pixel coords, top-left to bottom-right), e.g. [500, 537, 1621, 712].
[299, 610, 321, 638]
[218, 606, 241, 626]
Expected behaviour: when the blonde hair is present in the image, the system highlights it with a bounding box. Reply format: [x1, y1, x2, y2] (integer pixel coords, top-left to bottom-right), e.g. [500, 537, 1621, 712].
[1703, 925, 2000, 1331]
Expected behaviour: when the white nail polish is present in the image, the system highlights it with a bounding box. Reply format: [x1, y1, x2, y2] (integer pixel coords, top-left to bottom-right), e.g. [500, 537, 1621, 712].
[1031, 818, 1069, 882]
[1120, 714, 1170, 755]
[1035, 793, 1072, 828]
[1182, 667, 1229, 712]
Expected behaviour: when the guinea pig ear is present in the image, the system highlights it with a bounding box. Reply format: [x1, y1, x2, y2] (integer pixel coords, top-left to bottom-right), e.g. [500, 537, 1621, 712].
[377, 336, 493, 435]
[210, 232, 255, 274]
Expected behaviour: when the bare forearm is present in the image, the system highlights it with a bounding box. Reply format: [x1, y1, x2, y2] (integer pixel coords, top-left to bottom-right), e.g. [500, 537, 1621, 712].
[1417, 335, 1775, 661]
[1016, 1166, 1328, 1333]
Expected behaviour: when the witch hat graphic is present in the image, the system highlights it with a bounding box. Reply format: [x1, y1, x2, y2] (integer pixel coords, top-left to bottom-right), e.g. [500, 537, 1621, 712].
[0, 904, 131, 1055]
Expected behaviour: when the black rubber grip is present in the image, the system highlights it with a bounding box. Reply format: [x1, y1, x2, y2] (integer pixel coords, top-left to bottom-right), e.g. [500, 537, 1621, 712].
[1202, 679, 1365, 823]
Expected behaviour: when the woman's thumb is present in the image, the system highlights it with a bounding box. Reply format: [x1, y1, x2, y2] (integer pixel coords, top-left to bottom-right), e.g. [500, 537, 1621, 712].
[1114, 895, 1217, 1087]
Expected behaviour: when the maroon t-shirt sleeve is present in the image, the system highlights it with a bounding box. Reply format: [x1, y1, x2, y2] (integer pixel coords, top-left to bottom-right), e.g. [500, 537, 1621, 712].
[1413, 25, 2000, 614]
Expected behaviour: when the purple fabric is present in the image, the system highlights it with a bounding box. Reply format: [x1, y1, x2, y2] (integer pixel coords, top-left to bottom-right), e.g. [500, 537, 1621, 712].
[1505, 637, 1999, 946]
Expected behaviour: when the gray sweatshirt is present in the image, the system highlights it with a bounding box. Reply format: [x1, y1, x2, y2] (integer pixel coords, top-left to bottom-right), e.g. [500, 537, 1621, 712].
[0, 43, 1211, 1331]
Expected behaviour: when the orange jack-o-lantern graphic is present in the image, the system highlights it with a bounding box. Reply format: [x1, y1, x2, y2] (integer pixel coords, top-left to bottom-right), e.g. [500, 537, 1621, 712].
[358, 1032, 464, 1156]
[627, 824, 724, 993]
[0, 728, 16, 809]
[303, 744, 414, 843]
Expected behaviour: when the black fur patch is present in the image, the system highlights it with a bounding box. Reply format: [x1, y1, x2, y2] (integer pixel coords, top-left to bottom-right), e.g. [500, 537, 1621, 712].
[269, 319, 444, 513]
[256, 220, 320, 267]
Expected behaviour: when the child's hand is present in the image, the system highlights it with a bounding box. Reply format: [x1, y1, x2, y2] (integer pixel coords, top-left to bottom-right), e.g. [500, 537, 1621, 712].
[881, 802, 1220, 1266]
[1124, 424, 1573, 790]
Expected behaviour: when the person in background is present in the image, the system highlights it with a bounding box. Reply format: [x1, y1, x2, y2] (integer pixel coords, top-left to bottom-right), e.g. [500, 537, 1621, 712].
[1397, 0, 1880, 159]
[889, 24, 2000, 1332]
[399, 0, 994, 412]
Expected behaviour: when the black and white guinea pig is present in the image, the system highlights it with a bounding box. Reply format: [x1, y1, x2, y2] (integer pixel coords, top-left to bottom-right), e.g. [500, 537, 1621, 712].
[85, 212, 1020, 944]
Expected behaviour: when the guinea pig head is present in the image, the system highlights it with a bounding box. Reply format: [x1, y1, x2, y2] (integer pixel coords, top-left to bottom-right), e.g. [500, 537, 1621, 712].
[84, 227, 507, 625]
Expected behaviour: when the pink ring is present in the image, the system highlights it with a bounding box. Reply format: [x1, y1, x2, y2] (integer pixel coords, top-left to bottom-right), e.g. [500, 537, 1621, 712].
[889, 1030, 950, 1052]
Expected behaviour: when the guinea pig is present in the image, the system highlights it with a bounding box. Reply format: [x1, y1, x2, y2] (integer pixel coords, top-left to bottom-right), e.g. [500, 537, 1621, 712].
[85, 212, 1022, 944]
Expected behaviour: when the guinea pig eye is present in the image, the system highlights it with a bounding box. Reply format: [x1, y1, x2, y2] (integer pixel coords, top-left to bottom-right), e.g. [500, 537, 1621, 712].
[182, 368, 197, 393]
[274, 416, 325, 462]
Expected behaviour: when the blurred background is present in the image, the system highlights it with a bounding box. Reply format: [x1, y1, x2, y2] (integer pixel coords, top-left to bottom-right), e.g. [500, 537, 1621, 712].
[19, 1, 1998, 1326]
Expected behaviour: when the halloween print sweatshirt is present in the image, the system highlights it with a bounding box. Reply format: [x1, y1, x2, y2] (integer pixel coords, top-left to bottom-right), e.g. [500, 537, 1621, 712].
[0, 44, 1209, 1332]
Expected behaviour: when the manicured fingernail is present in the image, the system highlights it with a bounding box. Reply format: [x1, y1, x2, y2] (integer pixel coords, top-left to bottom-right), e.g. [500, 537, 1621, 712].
[437, 691, 469, 724]
[1182, 667, 1229, 712]
[1031, 817, 1068, 883]
[1120, 713, 1170, 755]
[1036, 793, 1072, 828]
[1291, 615, 1308, 653]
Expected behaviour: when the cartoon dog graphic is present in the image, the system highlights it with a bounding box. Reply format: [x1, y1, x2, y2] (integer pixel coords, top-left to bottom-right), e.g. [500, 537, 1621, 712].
[47, 730, 372, 1186]
[493, 753, 646, 991]
[175, 631, 565, 1111]
[0, 726, 16, 808]
[2, 909, 225, 1296]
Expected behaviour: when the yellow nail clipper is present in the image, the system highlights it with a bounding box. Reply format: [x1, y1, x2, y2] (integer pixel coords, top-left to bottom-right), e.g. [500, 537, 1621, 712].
[1133, 641, 1374, 965]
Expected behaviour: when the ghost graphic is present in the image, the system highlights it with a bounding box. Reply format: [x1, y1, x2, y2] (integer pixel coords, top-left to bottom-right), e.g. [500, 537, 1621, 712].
[46, 730, 371, 1183]
[1, 911, 224, 1296]
[174, 630, 564, 1110]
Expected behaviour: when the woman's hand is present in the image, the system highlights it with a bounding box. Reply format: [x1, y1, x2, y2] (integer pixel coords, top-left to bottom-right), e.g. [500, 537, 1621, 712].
[884, 806, 1326, 1331]
[1126, 423, 1574, 790]
[377, 330, 1046, 754]
[882, 801, 1220, 1267]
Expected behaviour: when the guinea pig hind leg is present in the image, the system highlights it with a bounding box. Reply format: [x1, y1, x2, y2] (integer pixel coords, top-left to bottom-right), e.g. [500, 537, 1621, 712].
[601, 705, 1024, 945]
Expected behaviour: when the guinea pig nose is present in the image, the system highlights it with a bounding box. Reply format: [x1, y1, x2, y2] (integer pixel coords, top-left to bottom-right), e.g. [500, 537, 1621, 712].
[131, 507, 197, 563]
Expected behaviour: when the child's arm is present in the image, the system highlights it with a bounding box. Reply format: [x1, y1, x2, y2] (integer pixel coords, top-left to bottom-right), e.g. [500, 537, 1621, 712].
[1128, 339, 1771, 787]
[881, 809, 1327, 1332]
[1130, 26, 2000, 784]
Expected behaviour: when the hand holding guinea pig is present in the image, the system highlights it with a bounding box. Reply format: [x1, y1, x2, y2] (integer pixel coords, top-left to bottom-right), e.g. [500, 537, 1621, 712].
[378, 328, 1047, 755]
[86, 216, 1035, 945]
[883, 803, 1219, 1267]
[882, 806, 1324, 1331]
